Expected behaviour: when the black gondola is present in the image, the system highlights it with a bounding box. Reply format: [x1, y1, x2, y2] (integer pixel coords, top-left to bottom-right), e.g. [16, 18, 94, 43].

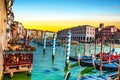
[80, 58, 94, 67]
[69, 56, 78, 61]
[69, 55, 92, 61]
[94, 59, 118, 71]
[69, 55, 94, 67]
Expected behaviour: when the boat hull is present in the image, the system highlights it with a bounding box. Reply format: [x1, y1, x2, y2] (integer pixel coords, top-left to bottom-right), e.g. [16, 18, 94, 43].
[95, 60, 118, 71]
[80, 59, 93, 67]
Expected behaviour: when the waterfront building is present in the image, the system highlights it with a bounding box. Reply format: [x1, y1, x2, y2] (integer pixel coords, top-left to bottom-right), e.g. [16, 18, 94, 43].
[27, 30, 44, 39]
[57, 25, 95, 42]
[45, 31, 54, 39]
[0, 0, 14, 79]
[7, 21, 25, 42]
[113, 29, 120, 43]
[95, 23, 118, 42]
[6, 10, 14, 42]
[102, 26, 117, 40]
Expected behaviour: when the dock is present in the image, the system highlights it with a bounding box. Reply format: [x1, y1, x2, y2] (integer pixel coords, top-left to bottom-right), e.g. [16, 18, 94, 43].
[3, 53, 33, 77]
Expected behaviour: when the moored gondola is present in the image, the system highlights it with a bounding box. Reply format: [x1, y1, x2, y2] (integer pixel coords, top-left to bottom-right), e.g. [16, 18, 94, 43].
[95, 59, 118, 71]
[69, 55, 92, 61]
[69, 52, 106, 62]
[80, 58, 93, 67]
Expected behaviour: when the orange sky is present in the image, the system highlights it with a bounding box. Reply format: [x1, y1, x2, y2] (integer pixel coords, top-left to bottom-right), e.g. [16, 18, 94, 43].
[22, 20, 120, 32]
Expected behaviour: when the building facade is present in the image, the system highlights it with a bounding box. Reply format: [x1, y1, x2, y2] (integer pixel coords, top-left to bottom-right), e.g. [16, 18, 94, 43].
[57, 25, 95, 42]
[113, 30, 120, 43]
[95, 23, 118, 42]
[0, 0, 14, 79]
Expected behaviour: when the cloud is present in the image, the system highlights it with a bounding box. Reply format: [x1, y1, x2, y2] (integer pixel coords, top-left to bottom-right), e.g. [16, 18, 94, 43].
[87, 13, 120, 16]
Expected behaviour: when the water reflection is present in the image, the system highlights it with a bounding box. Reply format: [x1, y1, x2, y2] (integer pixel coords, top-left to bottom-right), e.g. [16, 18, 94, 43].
[4, 42, 120, 80]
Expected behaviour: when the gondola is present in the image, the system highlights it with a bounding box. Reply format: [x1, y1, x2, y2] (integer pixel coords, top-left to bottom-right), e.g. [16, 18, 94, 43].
[69, 56, 92, 62]
[94, 59, 118, 71]
[69, 52, 106, 62]
[69, 55, 97, 67]
[80, 58, 94, 67]
[69, 53, 106, 67]
[69, 56, 78, 61]
[79, 53, 119, 67]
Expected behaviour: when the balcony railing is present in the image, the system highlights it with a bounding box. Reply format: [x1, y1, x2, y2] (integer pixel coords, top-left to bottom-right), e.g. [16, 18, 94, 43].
[3, 53, 33, 71]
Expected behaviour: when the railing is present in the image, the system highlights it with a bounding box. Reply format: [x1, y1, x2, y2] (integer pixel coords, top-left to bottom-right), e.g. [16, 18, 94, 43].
[3, 53, 33, 70]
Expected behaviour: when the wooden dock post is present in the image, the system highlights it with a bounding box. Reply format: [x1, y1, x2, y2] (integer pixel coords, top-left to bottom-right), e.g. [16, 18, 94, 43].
[52, 33, 56, 60]
[43, 33, 46, 53]
[94, 39, 97, 57]
[100, 35, 103, 75]
[74, 45, 77, 56]
[109, 39, 112, 63]
[65, 30, 71, 70]
[89, 40, 91, 56]
[83, 38, 86, 56]
[10, 71, 13, 78]
[79, 42, 80, 53]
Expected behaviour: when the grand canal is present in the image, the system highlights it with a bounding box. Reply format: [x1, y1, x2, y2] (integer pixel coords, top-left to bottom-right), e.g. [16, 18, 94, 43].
[4, 42, 120, 80]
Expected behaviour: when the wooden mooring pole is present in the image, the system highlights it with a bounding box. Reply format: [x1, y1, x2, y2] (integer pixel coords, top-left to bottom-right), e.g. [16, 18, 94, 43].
[109, 39, 112, 63]
[94, 39, 97, 57]
[89, 40, 91, 56]
[43, 33, 46, 53]
[100, 35, 103, 75]
[83, 38, 86, 56]
[52, 33, 56, 60]
[65, 30, 71, 70]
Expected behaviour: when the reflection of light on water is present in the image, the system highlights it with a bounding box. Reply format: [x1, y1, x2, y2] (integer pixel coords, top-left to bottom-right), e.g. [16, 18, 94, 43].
[4, 42, 119, 80]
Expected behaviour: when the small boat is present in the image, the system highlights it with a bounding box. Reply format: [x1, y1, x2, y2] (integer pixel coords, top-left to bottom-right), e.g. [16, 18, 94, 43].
[69, 56, 92, 62]
[80, 58, 94, 67]
[95, 59, 118, 71]
[69, 52, 107, 62]
[69, 56, 78, 61]
[80, 53, 119, 67]
[69, 55, 97, 67]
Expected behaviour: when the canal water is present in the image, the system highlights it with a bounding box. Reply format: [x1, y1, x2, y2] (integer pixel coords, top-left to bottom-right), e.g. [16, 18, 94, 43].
[4, 42, 120, 80]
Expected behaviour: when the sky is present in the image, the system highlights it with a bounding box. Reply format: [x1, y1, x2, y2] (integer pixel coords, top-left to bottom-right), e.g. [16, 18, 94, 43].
[13, 0, 120, 32]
